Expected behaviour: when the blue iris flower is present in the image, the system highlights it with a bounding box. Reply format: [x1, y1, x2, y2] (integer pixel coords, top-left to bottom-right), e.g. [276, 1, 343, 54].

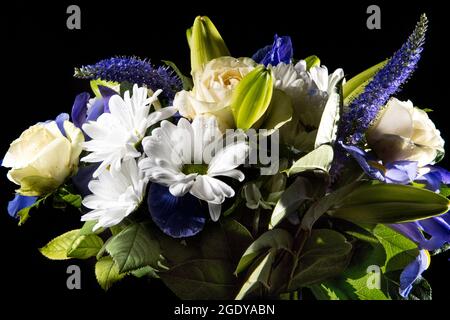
[7, 194, 38, 219]
[252, 34, 293, 66]
[416, 165, 450, 192]
[147, 183, 207, 238]
[71, 85, 117, 132]
[399, 249, 430, 298]
[339, 142, 418, 184]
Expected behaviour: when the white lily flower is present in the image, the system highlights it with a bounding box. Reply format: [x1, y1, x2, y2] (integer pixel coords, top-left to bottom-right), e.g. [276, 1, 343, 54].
[81, 84, 177, 177]
[139, 116, 248, 221]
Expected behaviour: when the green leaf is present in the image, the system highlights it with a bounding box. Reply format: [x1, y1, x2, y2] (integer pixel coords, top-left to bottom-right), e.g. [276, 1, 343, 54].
[162, 60, 193, 90]
[17, 196, 47, 225]
[160, 259, 236, 299]
[95, 256, 126, 291]
[199, 219, 254, 264]
[288, 144, 334, 176]
[289, 229, 352, 289]
[39, 230, 80, 260]
[131, 266, 159, 279]
[235, 250, 276, 300]
[270, 177, 313, 228]
[79, 220, 99, 236]
[304, 55, 321, 70]
[343, 60, 388, 105]
[321, 224, 419, 300]
[300, 182, 362, 230]
[67, 233, 104, 259]
[231, 66, 274, 130]
[54, 187, 82, 208]
[105, 222, 161, 273]
[314, 81, 342, 148]
[235, 229, 292, 274]
[440, 186, 450, 197]
[189, 16, 230, 73]
[309, 283, 341, 300]
[330, 182, 450, 223]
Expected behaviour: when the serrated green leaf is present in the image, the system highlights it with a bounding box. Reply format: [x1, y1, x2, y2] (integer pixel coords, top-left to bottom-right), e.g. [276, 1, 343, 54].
[289, 229, 352, 289]
[189, 16, 230, 73]
[343, 60, 388, 105]
[54, 187, 82, 208]
[199, 219, 254, 264]
[95, 256, 126, 291]
[67, 233, 104, 259]
[270, 177, 313, 228]
[330, 183, 450, 223]
[17, 196, 47, 225]
[235, 250, 276, 300]
[105, 222, 161, 273]
[288, 145, 334, 176]
[235, 229, 292, 274]
[160, 259, 236, 299]
[231, 66, 274, 130]
[131, 266, 159, 279]
[39, 230, 80, 260]
[320, 224, 419, 300]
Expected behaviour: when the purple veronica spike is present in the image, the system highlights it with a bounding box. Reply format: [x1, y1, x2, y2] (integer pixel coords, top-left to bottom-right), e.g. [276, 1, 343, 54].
[340, 14, 427, 145]
[332, 15, 428, 180]
[74, 56, 182, 103]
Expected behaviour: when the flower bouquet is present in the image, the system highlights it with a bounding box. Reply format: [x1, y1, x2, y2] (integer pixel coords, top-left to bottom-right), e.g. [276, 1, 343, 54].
[3, 14, 449, 300]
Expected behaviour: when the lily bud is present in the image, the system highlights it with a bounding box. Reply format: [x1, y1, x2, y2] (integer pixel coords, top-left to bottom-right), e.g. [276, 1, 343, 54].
[231, 66, 274, 130]
[188, 16, 230, 73]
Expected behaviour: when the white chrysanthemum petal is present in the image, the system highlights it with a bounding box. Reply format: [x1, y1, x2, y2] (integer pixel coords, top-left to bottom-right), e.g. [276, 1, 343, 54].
[81, 158, 146, 229]
[208, 203, 222, 222]
[81, 85, 174, 176]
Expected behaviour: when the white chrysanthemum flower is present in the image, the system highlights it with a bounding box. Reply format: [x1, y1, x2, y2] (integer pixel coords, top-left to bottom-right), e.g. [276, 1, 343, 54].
[81, 84, 177, 177]
[81, 158, 147, 230]
[139, 116, 248, 221]
[271, 61, 344, 151]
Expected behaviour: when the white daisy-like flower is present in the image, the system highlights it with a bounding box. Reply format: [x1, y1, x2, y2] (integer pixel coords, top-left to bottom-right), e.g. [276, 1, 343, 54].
[81, 84, 177, 177]
[271, 61, 344, 151]
[139, 116, 248, 221]
[81, 158, 147, 230]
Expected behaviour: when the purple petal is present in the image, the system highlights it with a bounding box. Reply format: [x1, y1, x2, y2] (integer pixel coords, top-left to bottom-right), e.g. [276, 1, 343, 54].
[339, 142, 385, 181]
[399, 250, 429, 298]
[385, 161, 418, 184]
[97, 85, 118, 114]
[7, 194, 38, 219]
[147, 183, 207, 238]
[252, 34, 293, 66]
[71, 92, 91, 129]
[55, 113, 69, 137]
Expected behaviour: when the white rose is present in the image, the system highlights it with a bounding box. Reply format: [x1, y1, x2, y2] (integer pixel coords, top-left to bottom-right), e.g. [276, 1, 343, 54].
[2, 120, 84, 196]
[367, 98, 445, 167]
[174, 56, 255, 130]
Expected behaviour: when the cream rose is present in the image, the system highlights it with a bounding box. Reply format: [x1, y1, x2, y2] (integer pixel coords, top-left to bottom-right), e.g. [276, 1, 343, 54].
[2, 120, 84, 196]
[367, 98, 445, 167]
[174, 56, 255, 130]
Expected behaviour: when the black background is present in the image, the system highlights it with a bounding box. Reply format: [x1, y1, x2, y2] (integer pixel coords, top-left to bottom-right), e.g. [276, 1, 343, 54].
[1, 0, 449, 311]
